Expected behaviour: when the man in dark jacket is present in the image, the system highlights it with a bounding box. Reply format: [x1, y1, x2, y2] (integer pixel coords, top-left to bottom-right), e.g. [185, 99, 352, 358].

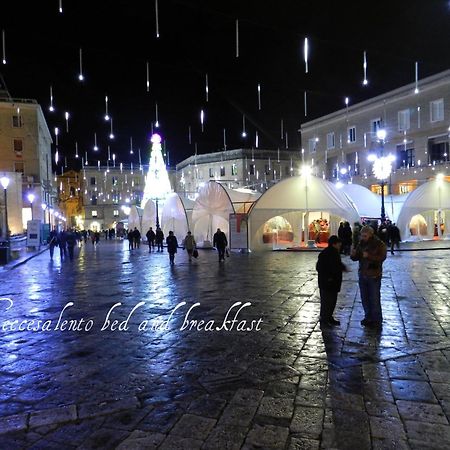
[166, 231, 178, 265]
[388, 223, 401, 255]
[132, 227, 141, 249]
[213, 228, 228, 261]
[155, 227, 164, 252]
[351, 225, 387, 328]
[316, 235, 347, 327]
[146, 227, 156, 252]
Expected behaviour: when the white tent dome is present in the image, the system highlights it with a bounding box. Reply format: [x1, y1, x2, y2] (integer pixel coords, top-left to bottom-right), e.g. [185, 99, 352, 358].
[192, 181, 235, 246]
[339, 183, 381, 219]
[128, 205, 143, 233]
[161, 193, 189, 242]
[249, 175, 360, 250]
[396, 178, 450, 239]
[141, 199, 156, 240]
[225, 187, 261, 213]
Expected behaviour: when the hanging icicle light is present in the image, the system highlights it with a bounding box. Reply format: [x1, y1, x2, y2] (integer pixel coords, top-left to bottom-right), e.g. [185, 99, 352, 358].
[285, 132, 289, 149]
[205, 73, 209, 102]
[304, 91, 307, 117]
[257, 83, 261, 110]
[85, 151, 88, 165]
[155, 102, 159, 128]
[75, 142, 79, 158]
[280, 119, 284, 140]
[109, 118, 114, 139]
[304, 37, 309, 73]
[235, 19, 239, 58]
[155, 0, 160, 38]
[104, 95, 110, 121]
[223, 128, 227, 150]
[255, 131, 259, 148]
[200, 109, 205, 132]
[49, 86, 55, 112]
[242, 115, 247, 138]
[107, 145, 111, 161]
[112, 153, 116, 167]
[146, 61, 150, 92]
[93, 132, 98, 151]
[54, 127, 59, 146]
[64, 111, 70, 132]
[188, 126, 192, 145]
[77, 48, 84, 81]
[414, 62, 419, 94]
[59, 0, 63, 13]
[2, 30, 6, 65]
[130, 136, 134, 155]
[362, 51, 368, 86]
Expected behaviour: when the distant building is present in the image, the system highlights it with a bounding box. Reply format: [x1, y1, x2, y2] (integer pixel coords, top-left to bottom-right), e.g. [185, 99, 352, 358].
[0, 85, 55, 230]
[300, 69, 450, 196]
[57, 170, 84, 228]
[175, 148, 302, 197]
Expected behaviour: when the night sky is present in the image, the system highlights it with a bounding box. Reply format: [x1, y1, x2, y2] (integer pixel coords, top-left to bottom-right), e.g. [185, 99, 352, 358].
[2, 1, 450, 169]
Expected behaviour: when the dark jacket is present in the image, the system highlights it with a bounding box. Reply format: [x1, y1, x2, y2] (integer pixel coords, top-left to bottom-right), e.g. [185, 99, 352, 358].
[166, 235, 178, 253]
[350, 235, 387, 278]
[388, 225, 401, 242]
[132, 229, 141, 241]
[146, 229, 156, 241]
[213, 231, 227, 249]
[316, 246, 346, 292]
[155, 229, 164, 243]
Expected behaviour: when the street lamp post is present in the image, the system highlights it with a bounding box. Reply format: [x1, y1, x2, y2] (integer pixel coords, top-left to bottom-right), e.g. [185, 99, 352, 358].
[1, 177, 10, 241]
[368, 129, 394, 223]
[155, 198, 160, 229]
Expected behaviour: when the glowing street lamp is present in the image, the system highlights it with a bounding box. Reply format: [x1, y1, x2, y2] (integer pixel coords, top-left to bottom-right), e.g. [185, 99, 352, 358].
[368, 129, 394, 222]
[27, 193, 35, 220]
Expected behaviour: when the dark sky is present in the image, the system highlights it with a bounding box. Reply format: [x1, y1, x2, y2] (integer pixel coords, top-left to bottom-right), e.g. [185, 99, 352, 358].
[2, 1, 450, 169]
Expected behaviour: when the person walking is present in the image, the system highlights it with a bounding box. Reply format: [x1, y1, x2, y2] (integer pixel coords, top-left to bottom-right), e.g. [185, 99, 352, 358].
[352, 222, 361, 248]
[66, 229, 77, 261]
[316, 235, 348, 327]
[146, 227, 156, 253]
[58, 229, 67, 259]
[127, 229, 134, 250]
[388, 223, 401, 255]
[133, 227, 141, 249]
[183, 231, 196, 262]
[155, 227, 164, 252]
[48, 228, 58, 259]
[213, 228, 228, 261]
[351, 225, 387, 329]
[166, 231, 178, 265]
[342, 222, 353, 255]
[337, 222, 345, 253]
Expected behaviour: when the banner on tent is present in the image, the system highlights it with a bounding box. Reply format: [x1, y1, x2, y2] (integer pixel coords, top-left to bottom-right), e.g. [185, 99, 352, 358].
[229, 213, 248, 250]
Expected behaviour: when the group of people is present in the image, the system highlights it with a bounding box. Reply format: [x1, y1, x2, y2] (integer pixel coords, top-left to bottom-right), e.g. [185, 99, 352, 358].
[144, 227, 165, 252]
[48, 228, 80, 261]
[317, 223, 391, 330]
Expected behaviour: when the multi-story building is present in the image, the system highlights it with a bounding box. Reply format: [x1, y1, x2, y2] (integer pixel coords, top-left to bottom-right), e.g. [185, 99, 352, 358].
[175, 148, 303, 197]
[57, 170, 84, 228]
[0, 86, 55, 231]
[300, 69, 450, 196]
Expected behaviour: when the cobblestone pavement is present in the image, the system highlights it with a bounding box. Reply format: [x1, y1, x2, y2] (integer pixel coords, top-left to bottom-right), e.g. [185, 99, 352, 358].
[1, 241, 450, 449]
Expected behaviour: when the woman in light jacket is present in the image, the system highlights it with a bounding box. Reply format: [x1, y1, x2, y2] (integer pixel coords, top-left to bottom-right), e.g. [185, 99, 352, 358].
[183, 231, 196, 262]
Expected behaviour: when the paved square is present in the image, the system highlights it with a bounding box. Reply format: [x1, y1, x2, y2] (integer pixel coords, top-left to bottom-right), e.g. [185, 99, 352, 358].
[1, 241, 450, 449]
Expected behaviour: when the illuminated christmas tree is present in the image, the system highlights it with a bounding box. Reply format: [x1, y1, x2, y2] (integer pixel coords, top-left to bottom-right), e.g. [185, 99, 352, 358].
[142, 133, 172, 225]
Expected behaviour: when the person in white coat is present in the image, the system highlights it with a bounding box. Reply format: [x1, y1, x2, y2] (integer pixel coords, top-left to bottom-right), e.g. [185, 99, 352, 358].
[183, 231, 196, 262]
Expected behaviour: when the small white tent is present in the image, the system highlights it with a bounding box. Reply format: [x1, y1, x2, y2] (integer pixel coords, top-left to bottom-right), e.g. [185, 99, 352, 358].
[161, 193, 189, 242]
[141, 200, 156, 240]
[249, 175, 360, 250]
[225, 187, 261, 213]
[191, 181, 235, 247]
[339, 183, 381, 219]
[128, 206, 143, 233]
[396, 178, 450, 240]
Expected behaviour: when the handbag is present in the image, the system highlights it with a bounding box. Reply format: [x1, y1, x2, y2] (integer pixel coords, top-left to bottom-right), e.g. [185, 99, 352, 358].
[225, 248, 230, 257]
[192, 249, 199, 258]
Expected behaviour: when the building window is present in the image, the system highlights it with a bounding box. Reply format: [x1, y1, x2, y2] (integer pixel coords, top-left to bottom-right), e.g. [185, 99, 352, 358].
[91, 210, 98, 217]
[249, 164, 256, 175]
[370, 118, 382, 134]
[134, 178, 140, 186]
[428, 135, 449, 164]
[12, 115, 23, 128]
[209, 168, 214, 178]
[91, 194, 97, 205]
[220, 166, 225, 176]
[90, 177, 96, 186]
[346, 152, 359, 175]
[326, 132, 335, 150]
[347, 126, 356, 143]
[112, 191, 119, 204]
[134, 191, 142, 206]
[430, 99, 444, 123]
[396, 143, 415, 168]
[398, 109, 410, 131]
[198, 169, 203, 179]
[308, 138, 316, 153]
[285, 165, 291, 176]
[112, 176, 118, 186]
[113, 210, 119, 217]
[399, 183, 414, 194]
[13, 139, 23, 154]
[231, 164, 238, 176]
[264, 164, 271, 175]
[14, 162, 24, 173]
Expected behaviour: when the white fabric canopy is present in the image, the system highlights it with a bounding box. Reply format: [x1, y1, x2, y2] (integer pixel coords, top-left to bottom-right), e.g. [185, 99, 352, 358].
[339, 183, 381, 219]
[161, 193, 189, 241]
[385, 193, 409, 224]
[397, 179, 450, 239]
[141, 199, 156, 239]
[249, 175, 360, 250]
[225, 187, 261, 213]
[192, 181, 235, 245]
[128, 206, 143, 233]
